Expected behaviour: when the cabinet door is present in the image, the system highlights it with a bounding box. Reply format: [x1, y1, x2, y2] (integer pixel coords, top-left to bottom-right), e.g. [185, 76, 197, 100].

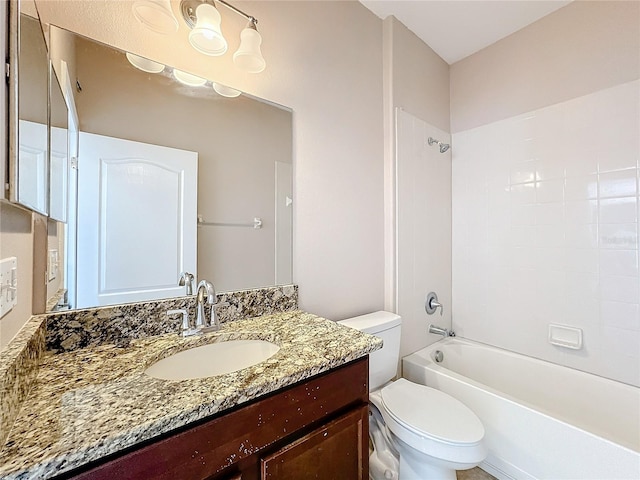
[261, 405, 368, 480]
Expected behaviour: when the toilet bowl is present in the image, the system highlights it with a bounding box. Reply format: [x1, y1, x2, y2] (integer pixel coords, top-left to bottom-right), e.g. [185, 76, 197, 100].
[338, 311, 487, 480]
[371, 378, 486, 479]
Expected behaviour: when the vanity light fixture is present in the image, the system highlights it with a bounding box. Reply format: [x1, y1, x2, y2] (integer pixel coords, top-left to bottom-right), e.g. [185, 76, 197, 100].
[180, 0, 266, 73]
[188, 2, 227, 56]
[126, 52, 166, 73]
[233, 19, 266, 73]
[133, 0, 266, 72]
[212, 83, 241, 98]
[132, 0, 179, 34]
[172, 69, 207, 86]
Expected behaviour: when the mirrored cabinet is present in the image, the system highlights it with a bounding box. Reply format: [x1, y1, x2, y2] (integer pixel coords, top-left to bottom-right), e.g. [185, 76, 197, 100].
[7, 1, 71, 222]
[12, 10, 49, 215]
[48, 63, 69, 222]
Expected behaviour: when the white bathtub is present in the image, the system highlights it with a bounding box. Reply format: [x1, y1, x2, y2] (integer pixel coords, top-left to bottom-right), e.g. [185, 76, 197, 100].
[402, 338, 640, 480]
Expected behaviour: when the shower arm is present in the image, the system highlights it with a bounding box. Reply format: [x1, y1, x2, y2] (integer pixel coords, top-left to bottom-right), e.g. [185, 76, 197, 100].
[427, 137, 450, 153]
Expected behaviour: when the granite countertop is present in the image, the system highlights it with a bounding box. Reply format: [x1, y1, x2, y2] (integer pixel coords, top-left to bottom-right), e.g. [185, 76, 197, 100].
[0, 310, 382, 479]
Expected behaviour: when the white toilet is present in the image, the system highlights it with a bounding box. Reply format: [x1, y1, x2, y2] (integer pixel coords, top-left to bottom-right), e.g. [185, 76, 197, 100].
[338, 311, 487, 480]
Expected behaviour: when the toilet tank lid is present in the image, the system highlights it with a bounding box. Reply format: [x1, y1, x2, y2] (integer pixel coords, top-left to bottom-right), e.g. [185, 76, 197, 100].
[338, 311, 401, 334]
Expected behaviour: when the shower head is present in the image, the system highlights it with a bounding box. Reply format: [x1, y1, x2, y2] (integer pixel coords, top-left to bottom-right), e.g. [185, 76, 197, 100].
[427, 137, 450, 154]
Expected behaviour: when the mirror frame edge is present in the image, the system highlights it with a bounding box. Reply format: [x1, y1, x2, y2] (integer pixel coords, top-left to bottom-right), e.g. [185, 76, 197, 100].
[7, 0, 20, 206]
[6, 0, 50, 217]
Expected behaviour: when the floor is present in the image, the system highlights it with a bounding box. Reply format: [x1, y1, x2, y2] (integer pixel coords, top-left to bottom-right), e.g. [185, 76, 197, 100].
[457, 467, 497, 480]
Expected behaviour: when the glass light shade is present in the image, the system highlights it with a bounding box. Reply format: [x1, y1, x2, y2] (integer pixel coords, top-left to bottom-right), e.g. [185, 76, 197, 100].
[126, 53, 165, 73]
[173, 69, 207, 87]
[233, 27, 265, 73]
[213, 83, 241, 98]
[189, 3, 227, 56]
[132, 0, 178, 34]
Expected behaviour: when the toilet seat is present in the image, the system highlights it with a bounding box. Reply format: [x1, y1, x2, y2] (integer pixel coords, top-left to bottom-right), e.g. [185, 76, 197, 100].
[371, 378, 487, 466]
[380, 378, 484, 446]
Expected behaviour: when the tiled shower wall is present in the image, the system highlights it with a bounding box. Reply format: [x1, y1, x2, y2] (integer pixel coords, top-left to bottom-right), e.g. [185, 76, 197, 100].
[452, 80, 639, 387]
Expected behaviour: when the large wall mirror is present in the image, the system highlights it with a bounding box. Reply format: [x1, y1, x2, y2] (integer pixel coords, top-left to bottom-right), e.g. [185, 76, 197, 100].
[45, 25, 293, 311]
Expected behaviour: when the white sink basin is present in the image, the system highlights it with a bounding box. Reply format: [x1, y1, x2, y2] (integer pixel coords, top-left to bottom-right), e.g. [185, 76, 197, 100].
[145, 339, 280, 380]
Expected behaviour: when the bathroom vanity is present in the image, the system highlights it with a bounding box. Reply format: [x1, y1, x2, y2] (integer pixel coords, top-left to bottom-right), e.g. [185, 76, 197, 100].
[67, 359, 368, 480]
[0, 308, 381, 479]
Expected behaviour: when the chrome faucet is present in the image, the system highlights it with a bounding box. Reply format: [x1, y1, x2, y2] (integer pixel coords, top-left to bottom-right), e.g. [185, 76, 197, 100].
[195, 280, 228, 332]
[428, 324, 455, 338]
[179, 271, 195, 295]
[196, 280, 216, 329]
[166, 280, 227, 337]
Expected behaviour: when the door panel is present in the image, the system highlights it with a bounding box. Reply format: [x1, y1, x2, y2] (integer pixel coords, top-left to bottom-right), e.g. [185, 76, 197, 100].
[77, 132, 197, 308]
[18, 120, 48, 213]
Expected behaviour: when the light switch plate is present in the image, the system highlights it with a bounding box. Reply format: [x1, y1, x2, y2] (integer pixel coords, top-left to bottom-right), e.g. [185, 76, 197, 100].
[48, 249, 58, 281]
[0, 257, 18, 318]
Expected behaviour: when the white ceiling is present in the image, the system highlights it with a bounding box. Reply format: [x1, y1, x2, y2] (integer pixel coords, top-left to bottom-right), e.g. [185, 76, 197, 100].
[359, 0, 572, 64]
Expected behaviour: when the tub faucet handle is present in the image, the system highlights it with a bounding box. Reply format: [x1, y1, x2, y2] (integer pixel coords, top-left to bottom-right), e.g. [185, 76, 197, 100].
[425, 291, 443, 316]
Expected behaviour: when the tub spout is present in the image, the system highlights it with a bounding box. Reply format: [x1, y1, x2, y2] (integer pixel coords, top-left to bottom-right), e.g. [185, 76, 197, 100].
[428, 324, 455, 338]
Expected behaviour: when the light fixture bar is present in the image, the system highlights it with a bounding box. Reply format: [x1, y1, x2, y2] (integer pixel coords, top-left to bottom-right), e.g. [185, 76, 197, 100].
[180, 0, 257, 28]
[216, 0, 256, 24]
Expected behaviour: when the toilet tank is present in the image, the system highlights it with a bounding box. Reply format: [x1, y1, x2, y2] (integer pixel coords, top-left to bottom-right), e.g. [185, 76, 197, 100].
[338, 311, 401, 391]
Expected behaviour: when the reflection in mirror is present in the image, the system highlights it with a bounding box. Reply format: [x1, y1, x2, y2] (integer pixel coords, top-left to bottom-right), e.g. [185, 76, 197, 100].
[47, 26, 293, 311]
[15, 12, 49, 214]
[48, 64, 69, 222]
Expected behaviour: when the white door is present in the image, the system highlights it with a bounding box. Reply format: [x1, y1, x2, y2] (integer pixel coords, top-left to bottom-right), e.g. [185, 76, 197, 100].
[18, 120, 48, 213]
[77, 132, 198, 308]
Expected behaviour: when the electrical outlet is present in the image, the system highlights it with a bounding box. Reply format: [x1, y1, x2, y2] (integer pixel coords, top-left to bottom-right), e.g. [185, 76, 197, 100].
[48, 249, 59, 281]
[0, 257, 18, 318]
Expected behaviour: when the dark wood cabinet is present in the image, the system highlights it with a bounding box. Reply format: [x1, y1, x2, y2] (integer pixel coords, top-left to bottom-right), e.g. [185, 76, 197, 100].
[261, 406, 368, 480]
[60, 357, 369, 480]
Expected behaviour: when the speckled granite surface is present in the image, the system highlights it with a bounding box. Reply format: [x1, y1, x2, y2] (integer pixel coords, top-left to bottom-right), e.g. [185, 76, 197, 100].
[45, 289, 67, 313]
[0, 285, 297, 474]
[46, 285, 298, 353]
[0, 310, 381, 479]
[0, 318, 46, 448]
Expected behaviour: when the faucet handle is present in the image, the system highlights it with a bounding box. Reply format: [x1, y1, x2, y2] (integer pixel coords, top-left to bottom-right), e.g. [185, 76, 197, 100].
[425, 292, 444, 316]
[167, 309, 198, 337]
[210, 301, 230, 328]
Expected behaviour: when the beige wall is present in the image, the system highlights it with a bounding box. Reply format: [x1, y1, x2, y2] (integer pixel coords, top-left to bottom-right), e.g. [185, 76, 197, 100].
[0, 204, 34, 349]
[19, 14, 48, 126]
[382, 17, 451, 359]
[34, 0, 385, 322]
[386, 17, 450, 132]
[450, 0, 640, 133]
